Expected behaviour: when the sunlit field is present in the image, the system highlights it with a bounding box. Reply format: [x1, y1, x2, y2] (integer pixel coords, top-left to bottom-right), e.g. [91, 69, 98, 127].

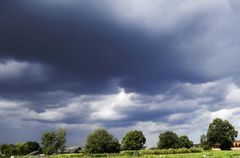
[24, 150, 240, 158]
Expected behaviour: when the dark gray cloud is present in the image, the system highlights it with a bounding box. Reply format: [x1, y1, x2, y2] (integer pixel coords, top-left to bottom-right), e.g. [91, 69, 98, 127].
[1, 0, 240, 147]
[0, 0, 214, 95]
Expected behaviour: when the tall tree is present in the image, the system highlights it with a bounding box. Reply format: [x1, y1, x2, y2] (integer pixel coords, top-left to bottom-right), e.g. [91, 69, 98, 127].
[85, 128, 120, 153]
[207, 118, 238, 150]
[157, 131, 179, 149]
[121, 130, 146, 150]
[56, 128, 67, 153]
[178, 136, 193, 148]
[42, 131, 57, 155]
[200, 134, 210, 150]
[41, 129, 67, 155]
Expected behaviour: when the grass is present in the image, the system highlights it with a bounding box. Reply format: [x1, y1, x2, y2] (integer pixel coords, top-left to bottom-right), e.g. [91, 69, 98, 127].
[31, 150, 240, 158]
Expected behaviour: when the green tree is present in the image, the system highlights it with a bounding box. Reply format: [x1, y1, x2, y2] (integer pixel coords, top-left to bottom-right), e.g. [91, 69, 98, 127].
[121, 130, 146, 150]
[200, 134, 211, 150]
[0, 144, 16, 156]
[42, 131, 57, 155]
[56, 128, 67, 153]
[207, 118, 238, 150]
[25, 141, 40, 154]
[157, 131, 179, 149]
[15, 141, 40, 155]
[41, 129, 67, 155]
[15, 142, 26, 155]
[85, 128, 120, 153]
[178, 135, 193, 148]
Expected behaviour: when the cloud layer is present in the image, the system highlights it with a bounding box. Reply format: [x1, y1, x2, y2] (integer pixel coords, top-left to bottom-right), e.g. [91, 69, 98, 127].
[0, 0, 240, 147]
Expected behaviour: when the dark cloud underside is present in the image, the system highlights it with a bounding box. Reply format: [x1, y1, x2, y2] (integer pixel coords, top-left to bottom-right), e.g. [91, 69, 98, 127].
[1, 0, 240, 146]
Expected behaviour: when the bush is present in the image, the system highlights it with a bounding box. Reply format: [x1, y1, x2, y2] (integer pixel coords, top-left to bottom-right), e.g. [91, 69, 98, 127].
[139, 148, 203, 155]
[189, 148, 203, 153]
[120, 150, 140, 156]
[15, 141, 40, 155]
[87, 153, 119, 157]
[174, 148, 190, 153]
[0, 144, 16, 156]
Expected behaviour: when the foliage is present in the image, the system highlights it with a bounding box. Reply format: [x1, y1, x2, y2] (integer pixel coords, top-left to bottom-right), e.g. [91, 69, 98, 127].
[42, 128, 67, 155]
[15, 141, 40, 155]
[17, 150, 240, 158]
[207, 118, 238, 150]
[42, 131, 57, 155]
[178, 136, 193, 148]
[120, 150, 140, 156]
[157, 131, 179, 149]
[121, 130, 146, 150]
[189, 148, 204, 153]
[85, 128, 120, 153]
[15, 142, 25, 155]
[139, 148, 203, 155]
[56, 128, 67, 153]
[200, 134, 211, 150]
[0, 144, 16, 156]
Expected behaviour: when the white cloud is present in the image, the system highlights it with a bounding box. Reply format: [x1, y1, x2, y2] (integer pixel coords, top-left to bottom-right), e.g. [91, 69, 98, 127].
[2, 78, 240, 146]
[226, 83, 240, 102]
[89, 88, 137, 120]
[0, 59, 46, 81]
[0, 100, 22, 109]
[108, 0, 230, 32]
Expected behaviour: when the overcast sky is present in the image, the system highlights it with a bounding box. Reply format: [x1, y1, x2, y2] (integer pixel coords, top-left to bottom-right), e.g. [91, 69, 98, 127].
[1, 0, 240, 147]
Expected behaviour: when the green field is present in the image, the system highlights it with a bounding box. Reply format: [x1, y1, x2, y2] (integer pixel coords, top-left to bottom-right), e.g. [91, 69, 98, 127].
[35, 151, 240, 158]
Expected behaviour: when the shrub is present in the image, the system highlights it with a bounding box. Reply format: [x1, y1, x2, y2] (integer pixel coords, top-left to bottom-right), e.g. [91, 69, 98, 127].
[189, 148, 203, 153]
[0, 144, 16, 156]
[139, 148, 203, 155]
[174, 148, 190, 153]
[120, 150, 140, 156]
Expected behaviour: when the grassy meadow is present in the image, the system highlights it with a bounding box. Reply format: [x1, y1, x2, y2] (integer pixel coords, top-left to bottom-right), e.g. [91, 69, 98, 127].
[24, 150, 240, 158]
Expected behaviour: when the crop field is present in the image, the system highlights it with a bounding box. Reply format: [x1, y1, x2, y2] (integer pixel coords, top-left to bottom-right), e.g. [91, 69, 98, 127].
[25, 150, 240, 158]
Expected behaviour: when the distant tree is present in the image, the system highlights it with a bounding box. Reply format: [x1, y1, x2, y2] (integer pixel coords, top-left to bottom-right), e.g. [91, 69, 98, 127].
[56, 128, 67, 153]
[121, 130, 146, 150]
[178, 136, 193, 148]
[200, 134, 211, 150]
[42, 131, 57, 155]
[207, 118, 238, 150]
[111, 138, 121, 153]
[41, 128, 67, 155]
[15, 142, 26, 155]
[25, 141, 40, 154]
[0, 144, 16, 156]
[85, 128, 120, 153]
[15, 141, 40, 155]
[157, 131, 179, 149]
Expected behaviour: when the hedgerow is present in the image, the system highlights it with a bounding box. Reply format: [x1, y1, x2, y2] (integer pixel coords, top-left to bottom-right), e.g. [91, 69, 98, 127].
[139, 148, 203, 155]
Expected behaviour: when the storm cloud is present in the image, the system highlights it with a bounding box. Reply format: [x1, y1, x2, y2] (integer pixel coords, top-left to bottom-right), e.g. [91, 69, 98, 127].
[1, 0, 240, 147]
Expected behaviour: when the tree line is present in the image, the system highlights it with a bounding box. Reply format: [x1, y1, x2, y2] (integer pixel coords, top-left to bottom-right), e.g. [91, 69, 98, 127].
[0, 128, 66, 156]
[0, 118, 238, 156]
